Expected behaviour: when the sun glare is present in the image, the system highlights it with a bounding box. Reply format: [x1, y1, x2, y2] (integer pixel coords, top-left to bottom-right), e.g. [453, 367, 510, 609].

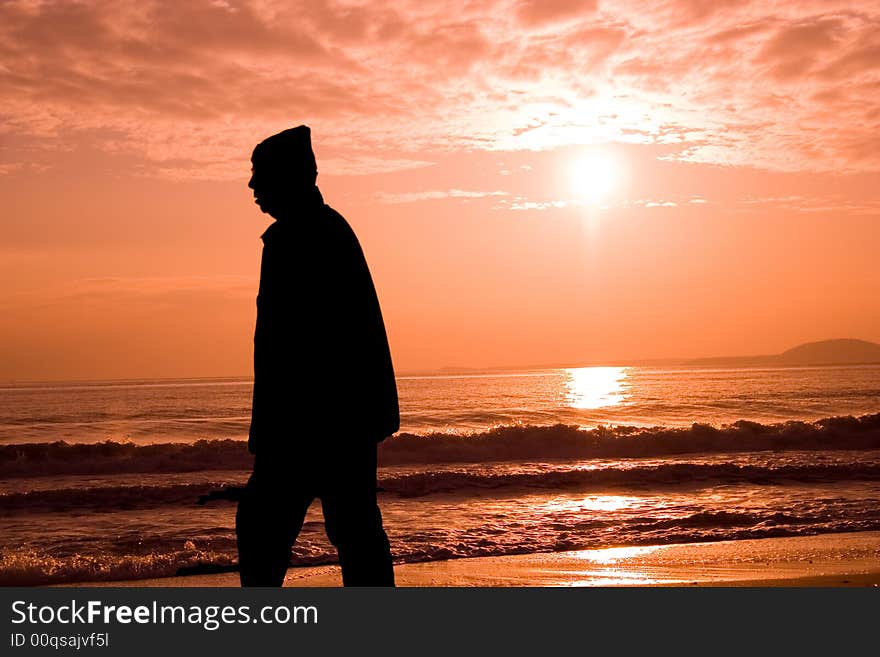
[570, 153, 619, 205]
[564, 366, 629, 409]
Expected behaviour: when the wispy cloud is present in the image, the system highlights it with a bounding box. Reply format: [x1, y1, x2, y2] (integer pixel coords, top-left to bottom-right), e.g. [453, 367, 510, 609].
[738, 194, 880, 215]
[320, 157, 436, 177]
[377, 189, 508, 204]
[1, 276, 256, 312]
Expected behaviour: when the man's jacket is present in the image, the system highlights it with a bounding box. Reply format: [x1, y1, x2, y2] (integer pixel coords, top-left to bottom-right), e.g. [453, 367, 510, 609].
[248, 189, 399, 454]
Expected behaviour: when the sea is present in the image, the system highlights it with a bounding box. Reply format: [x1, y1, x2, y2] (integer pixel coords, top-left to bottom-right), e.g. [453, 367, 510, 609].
[2, 364, 880, 585]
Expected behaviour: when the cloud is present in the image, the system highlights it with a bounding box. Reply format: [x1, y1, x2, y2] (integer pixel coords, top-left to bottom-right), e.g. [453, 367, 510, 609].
[755, 17, 845, 80]
[515, 0, 598, 27]
[376, 189, 508, 204]
[738, 194, 880, 216]
[2, 0, 879, 176]
[1, 276, 256, 312]
[320, 156, 437, 176]
[499, 199, 570, 211]
[0, 163, 24, 176]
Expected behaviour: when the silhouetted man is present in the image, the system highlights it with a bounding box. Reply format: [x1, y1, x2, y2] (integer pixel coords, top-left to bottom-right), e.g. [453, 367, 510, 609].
[236, 125, 398, 587]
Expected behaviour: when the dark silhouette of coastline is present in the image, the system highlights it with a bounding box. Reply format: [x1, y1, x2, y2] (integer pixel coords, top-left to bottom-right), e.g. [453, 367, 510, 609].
[685, 338, 880, 368]
[431, 338, 880, 373]
[235, 126, 398, 587]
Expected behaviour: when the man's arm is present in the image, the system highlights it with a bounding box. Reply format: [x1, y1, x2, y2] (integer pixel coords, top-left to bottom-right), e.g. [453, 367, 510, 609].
[327, 216, 400, 440]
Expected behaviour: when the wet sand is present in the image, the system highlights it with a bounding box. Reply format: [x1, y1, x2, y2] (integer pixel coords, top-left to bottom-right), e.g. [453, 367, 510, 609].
[63, 530, 880, 587]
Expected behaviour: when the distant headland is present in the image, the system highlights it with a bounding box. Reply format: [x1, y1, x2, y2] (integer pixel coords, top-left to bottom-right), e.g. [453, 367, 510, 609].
[684, 338, 880, 368]
[433, 339, 880, 375]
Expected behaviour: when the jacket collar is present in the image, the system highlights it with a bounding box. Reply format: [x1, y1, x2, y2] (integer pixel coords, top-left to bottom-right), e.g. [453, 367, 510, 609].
[260, 186, 325, 242]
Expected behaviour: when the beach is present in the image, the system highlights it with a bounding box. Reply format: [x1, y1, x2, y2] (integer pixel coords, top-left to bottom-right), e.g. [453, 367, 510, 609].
[63, 531, 880, 588]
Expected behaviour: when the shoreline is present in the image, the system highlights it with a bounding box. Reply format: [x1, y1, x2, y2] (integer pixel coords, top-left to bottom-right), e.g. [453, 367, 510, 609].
[58, 530, 880, 588]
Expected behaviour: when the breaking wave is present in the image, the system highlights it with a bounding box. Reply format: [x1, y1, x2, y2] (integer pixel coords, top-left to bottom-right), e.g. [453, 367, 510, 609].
[3, 461, 880, 515]
[380, 461, 880, 498]
[3, 413, 880, 478]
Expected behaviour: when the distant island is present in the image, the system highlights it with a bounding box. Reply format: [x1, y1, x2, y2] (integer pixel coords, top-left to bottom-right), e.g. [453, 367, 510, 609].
[431, 339, 880, 375]
[684, 338, 880, 368]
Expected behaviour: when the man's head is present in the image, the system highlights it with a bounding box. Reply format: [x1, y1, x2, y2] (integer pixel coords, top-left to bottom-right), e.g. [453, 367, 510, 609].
[248, 125, 318, 218]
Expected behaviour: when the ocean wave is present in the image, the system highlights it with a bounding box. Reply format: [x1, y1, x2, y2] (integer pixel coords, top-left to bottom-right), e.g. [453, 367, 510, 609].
[0, 483, 231, 515]
[0, 546, 240, 587]
[0, 440, 253, 478]
[381, 414, 880, 464]
[378, 462, 880, 498]
[3, 460, 880, 514]
[2, 413, 880, 478]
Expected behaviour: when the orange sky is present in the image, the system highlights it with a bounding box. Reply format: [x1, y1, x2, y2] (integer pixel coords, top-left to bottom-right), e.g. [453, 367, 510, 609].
[1, 0, 879, 380]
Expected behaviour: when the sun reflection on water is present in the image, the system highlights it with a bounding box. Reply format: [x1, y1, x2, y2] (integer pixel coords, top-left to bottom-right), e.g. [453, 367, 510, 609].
[543, 494, 639, 514]
[564, 366, 629, 409]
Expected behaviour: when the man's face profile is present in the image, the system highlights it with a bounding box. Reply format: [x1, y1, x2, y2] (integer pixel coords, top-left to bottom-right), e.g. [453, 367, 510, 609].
[248, 157, 277, 216]
[248, 154, 303, 218]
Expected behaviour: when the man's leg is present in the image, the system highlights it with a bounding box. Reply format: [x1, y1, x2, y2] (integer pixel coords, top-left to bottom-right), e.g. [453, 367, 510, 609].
[321, 442, 395, 587]
[236, 457, 312, 587]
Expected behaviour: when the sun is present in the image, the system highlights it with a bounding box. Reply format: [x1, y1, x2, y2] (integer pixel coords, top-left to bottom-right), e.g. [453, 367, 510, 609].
[570, 152, 619, 205]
